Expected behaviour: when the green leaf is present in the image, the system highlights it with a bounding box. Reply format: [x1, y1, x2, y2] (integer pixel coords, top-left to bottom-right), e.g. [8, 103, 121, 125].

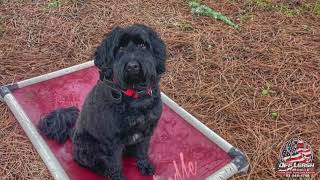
[271, 112, 279, 119]
[262, 81, 273, 96]
[266, 81, 272, 89]
[48, 0, 60, 9]
[189, 1, 239, 30]
[261, 89, 269, 96]
[314, 0, 320, 16]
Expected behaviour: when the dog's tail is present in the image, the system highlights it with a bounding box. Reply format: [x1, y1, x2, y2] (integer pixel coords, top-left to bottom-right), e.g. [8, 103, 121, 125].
[38, 107, 79, 144]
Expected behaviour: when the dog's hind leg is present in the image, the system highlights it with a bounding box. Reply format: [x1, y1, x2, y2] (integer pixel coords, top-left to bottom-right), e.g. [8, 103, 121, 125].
[73, 131, 126, 180]
[76, 151, 126, 180]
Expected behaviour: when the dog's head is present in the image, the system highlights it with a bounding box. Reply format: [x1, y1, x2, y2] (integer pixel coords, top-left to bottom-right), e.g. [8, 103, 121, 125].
[94, 24, 166, 89]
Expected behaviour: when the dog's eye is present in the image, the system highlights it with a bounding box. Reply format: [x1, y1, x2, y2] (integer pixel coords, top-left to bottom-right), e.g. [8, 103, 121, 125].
[139, 43, 146, 49]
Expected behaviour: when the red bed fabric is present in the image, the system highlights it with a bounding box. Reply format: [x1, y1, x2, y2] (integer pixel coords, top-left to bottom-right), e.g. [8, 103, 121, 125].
[12, 67, 232, 180]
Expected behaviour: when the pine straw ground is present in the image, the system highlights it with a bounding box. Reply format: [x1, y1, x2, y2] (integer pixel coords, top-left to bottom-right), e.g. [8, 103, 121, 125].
[0, 0, 320, 179]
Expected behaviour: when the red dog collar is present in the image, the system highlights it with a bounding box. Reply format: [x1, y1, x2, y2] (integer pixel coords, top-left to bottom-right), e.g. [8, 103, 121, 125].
[122, 87, 153, 99]
[101, 76, 153, 99]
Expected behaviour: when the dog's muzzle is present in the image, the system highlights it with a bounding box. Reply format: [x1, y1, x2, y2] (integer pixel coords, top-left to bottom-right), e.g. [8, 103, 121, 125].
[125, 61, 141, 75]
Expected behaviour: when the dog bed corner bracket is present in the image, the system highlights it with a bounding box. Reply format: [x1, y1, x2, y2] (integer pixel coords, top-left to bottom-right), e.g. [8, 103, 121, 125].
[0, 86, 10, 102]
[228, 147, 249, 174]
[0, 84, 20, 102]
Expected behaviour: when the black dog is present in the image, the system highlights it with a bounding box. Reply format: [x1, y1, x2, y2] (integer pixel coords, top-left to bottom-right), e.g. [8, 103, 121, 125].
[38, 24, 166, 180]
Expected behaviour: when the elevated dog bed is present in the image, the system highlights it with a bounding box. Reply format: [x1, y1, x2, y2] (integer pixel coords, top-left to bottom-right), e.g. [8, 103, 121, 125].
[0, 61, 248, 180]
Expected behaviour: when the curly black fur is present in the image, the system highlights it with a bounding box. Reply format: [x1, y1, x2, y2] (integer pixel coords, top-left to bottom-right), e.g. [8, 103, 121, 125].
[38, 107, 79, 144]
[38, 24, 166, 180]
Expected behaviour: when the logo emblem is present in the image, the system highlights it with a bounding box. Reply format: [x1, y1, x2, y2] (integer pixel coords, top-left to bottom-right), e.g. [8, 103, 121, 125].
[275, 137, 318, 178]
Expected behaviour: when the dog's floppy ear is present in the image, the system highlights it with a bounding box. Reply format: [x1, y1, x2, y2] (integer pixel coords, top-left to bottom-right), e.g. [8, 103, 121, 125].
[94, 26, 123, 80]
[148, 28, 167, 75]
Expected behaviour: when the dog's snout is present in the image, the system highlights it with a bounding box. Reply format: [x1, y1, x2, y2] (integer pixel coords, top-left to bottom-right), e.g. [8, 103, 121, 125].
[125, 61, 140, 73]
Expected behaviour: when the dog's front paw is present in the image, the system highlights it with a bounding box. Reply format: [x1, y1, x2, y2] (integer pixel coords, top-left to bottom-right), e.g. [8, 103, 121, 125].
[137, 159, 155, 176]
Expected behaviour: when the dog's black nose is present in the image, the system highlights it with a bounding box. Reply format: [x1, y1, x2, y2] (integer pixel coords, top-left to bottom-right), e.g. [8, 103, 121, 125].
[125, 61, 140, 73]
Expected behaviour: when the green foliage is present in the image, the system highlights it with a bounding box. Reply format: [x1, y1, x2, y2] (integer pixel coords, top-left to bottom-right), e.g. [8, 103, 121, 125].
[271, 112, 279, 119]
[239, 12, 254, 23]
[251, 0, 269, 8]
[174, 21, 194, 31]
[316, 149, 320, 162]
[278, 5, 295, 17]
[0, 0, 7, 4]
[314, 0, 320, 16]
[0, 16, 4, 37]
[261, 81, 272, 96]
[47, 0, 60, 9]
[249, 0, 308, 17]
[189, 1, 240, 30]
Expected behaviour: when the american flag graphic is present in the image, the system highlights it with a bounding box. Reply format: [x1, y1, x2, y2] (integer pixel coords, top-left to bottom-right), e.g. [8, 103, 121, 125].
[280, 138, 313, 164]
